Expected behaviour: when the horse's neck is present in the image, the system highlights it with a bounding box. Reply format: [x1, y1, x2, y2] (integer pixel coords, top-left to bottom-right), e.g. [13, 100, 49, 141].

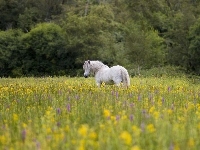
[91, 61, 108, 73]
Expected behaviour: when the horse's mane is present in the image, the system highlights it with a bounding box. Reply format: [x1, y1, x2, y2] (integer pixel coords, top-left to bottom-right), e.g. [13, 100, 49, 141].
[90, 60, 109, 73]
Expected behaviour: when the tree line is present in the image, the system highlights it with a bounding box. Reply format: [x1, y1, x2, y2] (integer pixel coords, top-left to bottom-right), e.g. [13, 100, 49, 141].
[0, 0, 200, 77]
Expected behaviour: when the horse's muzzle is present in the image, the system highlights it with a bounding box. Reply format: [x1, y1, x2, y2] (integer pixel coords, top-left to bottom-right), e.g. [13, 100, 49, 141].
[84, 75, 88, 78]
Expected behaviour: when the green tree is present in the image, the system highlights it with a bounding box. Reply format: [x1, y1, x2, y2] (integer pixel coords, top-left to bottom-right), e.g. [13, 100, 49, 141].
[18, 7, 42, 32]
[188, 18, 200, 74]
[124, 21, 165, 74]
[164, 1, 196, 71]
[21, 23, 68, 76]
[61, 4, 122, 67]
[0, 29, 23, 76]
[0, 0, 24, 30]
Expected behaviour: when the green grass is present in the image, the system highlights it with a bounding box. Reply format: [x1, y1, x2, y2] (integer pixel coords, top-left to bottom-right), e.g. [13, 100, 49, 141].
[0, 76, 200, 150]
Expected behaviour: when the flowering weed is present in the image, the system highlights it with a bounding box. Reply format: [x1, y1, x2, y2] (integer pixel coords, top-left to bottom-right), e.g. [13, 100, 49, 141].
[0, 77, 200, 149]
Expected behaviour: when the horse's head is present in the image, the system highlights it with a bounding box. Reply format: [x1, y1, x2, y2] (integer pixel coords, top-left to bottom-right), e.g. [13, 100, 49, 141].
[83, 60, 91, 78]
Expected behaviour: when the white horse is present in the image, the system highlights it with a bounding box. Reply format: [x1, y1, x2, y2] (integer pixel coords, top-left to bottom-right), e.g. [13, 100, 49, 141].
[83, 60, 130, 87]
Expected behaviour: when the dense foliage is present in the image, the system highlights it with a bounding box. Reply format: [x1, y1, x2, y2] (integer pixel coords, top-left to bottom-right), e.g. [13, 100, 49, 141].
[0, 0, 200, 77]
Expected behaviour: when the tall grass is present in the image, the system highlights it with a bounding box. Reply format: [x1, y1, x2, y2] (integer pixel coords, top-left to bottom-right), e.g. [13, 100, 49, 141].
[0, 77, 200, 150]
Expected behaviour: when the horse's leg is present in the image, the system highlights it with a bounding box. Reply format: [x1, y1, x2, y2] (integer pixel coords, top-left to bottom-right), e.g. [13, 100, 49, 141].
[113, 78, 122, 86]
[96, 80, 102, 87]
[96, 82, 101, 87]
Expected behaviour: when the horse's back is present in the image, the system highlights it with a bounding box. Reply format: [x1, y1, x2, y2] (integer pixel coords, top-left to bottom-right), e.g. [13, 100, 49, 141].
[109, 65, 128, 78]
[110, 65, 127, 73]
[110, 65, 130, 86]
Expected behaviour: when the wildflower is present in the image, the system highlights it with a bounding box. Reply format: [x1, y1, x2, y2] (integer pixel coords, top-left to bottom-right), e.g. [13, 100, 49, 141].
[0, 135, 6, 144]
[132, 125, 141, 136]
[65, 125, 70, 132]
[99, 124, 105, 129]
[104, 109, 111, 117]
[120, 131, 132, 145]
[146, 124, 156, 133]
[46, 127, 52, 134]
[187, 138, 195, 147]
[22, 123, 27, 128]
[89, 131, 97, 140]
[162, 97, 165, 104]
[122, 115, 128, 120]
[153, 111, 160, 119]
[66, 103, 71, 112]
[45, 110, 51, 116]
[21, 129, 26, 142]
[149, 106, 155, 114]
[174, 143, 180, 150]
[138, 94, 141, 101]
[167, 109, 173, 115]
[13, 114, 18, 122]
[129, 114, 134, 121]
[116, 115, 120, 121]
[131, 145, 140, 150]
[35, 140, 40, 150]
[56, 108, 61, 115]
[78, 139, 85, 150]
[78, 125, 88, 137]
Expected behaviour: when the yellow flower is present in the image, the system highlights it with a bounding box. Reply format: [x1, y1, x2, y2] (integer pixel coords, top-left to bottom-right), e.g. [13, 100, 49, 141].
[149, 106, 155, 113]
[153, 111, 160, 119]
[131, 145, 140, 150]
[13, 114, 18, 122]
[146, 124, 156, 133]
[120, 131, 132, 145]
[167, 109, 173, 115]
[78, 125, 88, 137]
[122, 115, 128, 120]
[132, 125, 141, 136]
[104, 109, 111, 117]
[22, 123, 27, 128]
[99, 124, 105, 129]
[46, 127, 52, 134]
[187, 138, 195, 147]
[0, 135, 6, 144]
[65, 125, 70, 132]
[89, 131, 97, 140]
[174, 143, 180, 150]
[45, 110, 51, 116]
[78, 139, 85, 150]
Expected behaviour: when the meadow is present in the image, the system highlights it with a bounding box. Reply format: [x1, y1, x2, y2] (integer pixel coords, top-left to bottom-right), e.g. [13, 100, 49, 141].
[0, 76, 200, 150]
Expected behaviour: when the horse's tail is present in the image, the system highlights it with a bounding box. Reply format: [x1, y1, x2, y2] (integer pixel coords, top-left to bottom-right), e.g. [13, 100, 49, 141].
[120, 66, 130, 87]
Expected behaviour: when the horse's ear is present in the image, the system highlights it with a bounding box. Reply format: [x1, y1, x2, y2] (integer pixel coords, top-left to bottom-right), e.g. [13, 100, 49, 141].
[88, 60, 90, 64]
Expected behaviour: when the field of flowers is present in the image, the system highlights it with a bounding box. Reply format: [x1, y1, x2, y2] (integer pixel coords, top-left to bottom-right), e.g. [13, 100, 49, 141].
[0, 76, 200, 150]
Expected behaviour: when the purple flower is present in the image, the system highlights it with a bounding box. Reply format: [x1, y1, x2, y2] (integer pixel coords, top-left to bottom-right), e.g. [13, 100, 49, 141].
[67, 96, 71, 101]
[66, 104, 71, 113]
[168, 86, 171, 92]
[169, 142, 174, 150]
[57, 122, 61, 127]
[140, 123, 145, 132]
[171, 104, 174, 110]
[129, 114, 134, 121]
[56, 108, 61, 115]
[58, 90, 62, 95]
[148, 93, 153, 101]
[162, 97, 165, 104]
[130, 103, 134, 108]
[116, 115, 120, 121]
[35, 140, 40, 150]
[75, 95, 79, 100]
[116, 91, 119, 99]
[138, 94, 141, 101]
[21, 129, 26, 142]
